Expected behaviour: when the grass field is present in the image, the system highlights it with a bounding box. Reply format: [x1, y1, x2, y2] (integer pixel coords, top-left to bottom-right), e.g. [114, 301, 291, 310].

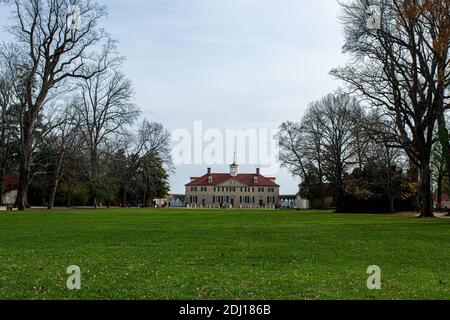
[1, 208, 450, 300]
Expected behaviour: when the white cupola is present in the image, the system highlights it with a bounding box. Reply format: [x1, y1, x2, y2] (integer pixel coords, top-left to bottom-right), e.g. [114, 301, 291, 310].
[230, 153, 238, 177]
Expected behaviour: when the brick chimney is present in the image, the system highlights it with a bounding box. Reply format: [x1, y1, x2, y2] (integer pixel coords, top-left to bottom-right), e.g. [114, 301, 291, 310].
[256, 168, 260, 175]
[207, 168, 212, 175]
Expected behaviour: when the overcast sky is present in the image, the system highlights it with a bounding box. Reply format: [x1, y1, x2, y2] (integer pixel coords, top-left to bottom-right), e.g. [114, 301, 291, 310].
[1, 0, 348, 194]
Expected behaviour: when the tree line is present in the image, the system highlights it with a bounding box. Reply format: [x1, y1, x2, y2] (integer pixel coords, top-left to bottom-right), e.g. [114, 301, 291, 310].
[279, 0, 449, 217]
[0, 0, 172, 210]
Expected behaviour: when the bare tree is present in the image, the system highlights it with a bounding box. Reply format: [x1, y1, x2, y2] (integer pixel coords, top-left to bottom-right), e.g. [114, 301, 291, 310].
[299, 107, 328, 208]
[135, 120, 172, 166]
[365, 114, 408, 213]
[312, 93, 361, 210]
[431, 139, 446, 212]
[331, 0, 449, 217]
[278, 121, 309, 179]
[46, 107, 82, 209]
[0, 51, 15, 194]
[1, 0, 109, 210]
[0, 44, 28, 196]
[134, 120, 172, 207]
[278, 121, 323, 205]
[279, 92, 361, 210]
[73, 42, 141, 183]
[352, 108, 372, 171]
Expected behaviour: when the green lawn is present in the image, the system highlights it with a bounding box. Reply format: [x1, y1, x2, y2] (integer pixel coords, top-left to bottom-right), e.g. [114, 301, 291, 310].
[1, 208, 450, 300]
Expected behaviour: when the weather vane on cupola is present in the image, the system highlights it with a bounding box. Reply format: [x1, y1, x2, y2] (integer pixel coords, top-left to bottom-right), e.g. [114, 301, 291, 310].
[230, 152, 238, 177]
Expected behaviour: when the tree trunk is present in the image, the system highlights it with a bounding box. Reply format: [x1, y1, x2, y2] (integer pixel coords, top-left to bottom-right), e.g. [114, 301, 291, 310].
[333, 176, 344, 212]
[334, 188, 344, 212]
[15, 169, 27, 210]
[123, 188, 128, 208]
[319, 181, 325, 209]
[387, 193, 395, 214]
[48, 153, 64, 210]
[67, 187, 72, 208]
[89, 145, 98, 207]
[0, 164, 7, 203]
[317, 158, 325, 209]
[0, 135, 10, 200]
[47, 177, 60, 210]
[437, 172, 443, 213]
[0, 109, 7, 199]
[146, 196, 154, 208]
[143, 191, 147, 208]
[15, 118, 33, 211]
[437, 105, 450, 177]
[16, 163, 31, 210]
[90, 145, 98, 181]
[332, 161, 344, 212]
[418, 163, 434, 218]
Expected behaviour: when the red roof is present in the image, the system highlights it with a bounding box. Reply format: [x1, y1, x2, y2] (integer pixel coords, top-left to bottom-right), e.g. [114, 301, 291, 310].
[433, 194, 450, 202]
[2, 172, 18, 192]
[186, 173, 279, 187]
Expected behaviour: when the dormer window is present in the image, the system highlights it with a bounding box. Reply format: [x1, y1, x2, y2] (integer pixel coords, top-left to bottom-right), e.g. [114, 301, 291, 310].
[208, 176, 213, 184]
[254, 176, 259, 184]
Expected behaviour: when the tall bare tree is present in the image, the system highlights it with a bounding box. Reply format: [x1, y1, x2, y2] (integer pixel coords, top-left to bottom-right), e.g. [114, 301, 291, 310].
[0, 50, 15, 195]
[278, 121, 325, 206]
[1, 0, 109, 210]
[431, 139, 447, 211]
[46, 108, 82, 209]
[312, 93, 361, 210]
[0, 44, 28, 197]
[299, 106, 328, 208]
[104, 120, 171, 208]
[73, 43, 140, 198]
[331, 0, 449, 217]
[279, 92, 361, 210]
[134, 120, 172, 207]
[368, 110, 411, 212]
[278, 121, 309, 179]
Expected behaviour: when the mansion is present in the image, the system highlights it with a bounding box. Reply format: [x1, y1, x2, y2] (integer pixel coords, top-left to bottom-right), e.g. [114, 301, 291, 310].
[185, 162, 280, 208]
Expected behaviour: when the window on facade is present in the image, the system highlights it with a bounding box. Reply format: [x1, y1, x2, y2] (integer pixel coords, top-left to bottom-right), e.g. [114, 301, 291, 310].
[266, 196, 276, 204]
[191, 187, 198, 192]
[208, 176, 213, 184]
